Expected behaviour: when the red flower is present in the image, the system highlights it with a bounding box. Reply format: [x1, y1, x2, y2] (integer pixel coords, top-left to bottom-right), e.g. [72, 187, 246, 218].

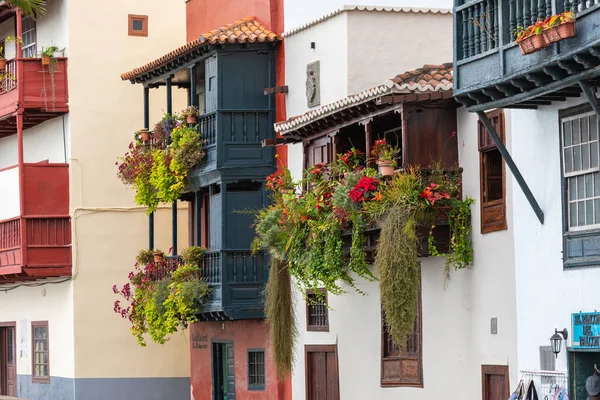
[349, 176, 380, 203]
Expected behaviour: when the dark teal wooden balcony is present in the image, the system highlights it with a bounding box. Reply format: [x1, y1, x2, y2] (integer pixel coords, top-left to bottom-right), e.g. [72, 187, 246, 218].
[453, 0, 600, 111]
[164, 250, 269, 320]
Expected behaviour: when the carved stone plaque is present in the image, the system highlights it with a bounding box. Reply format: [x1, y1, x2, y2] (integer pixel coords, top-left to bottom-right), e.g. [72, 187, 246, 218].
[306, 60, 320, 108]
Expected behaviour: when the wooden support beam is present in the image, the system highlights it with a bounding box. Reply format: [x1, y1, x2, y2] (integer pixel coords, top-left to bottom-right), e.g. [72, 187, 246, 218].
[364, 121, 373, 168]
[557, 60, 581, 75]
[525, 72, 552, 87]
[579, 81, 600, 124]
[574, 54, 597, 70]
[511, 78, 535, 91]
[477, 111, 544, 224]
[542, 66, 568, 81]
[495, 84, 520, 97]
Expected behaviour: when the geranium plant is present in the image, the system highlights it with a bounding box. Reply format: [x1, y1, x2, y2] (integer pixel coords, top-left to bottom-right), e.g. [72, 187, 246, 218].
[182, 106, 200, 124]
[371, 139, 400, 165]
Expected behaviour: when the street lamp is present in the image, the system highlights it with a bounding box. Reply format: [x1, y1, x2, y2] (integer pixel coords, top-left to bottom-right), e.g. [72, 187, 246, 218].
[550, 328, 569, 358]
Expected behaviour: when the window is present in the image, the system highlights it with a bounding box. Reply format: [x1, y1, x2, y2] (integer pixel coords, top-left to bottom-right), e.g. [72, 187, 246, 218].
[560, 105, 600, 268]
[128, 14, 148, 37]
[381, 293, 422, 387]
[562, 111, 600, 230]
[478, 109, 507, 234]
[248, 350, 265, 391]
[306, 288, 329, 332]
[31, 321, 49, 383]
[21, 16, 36, 58]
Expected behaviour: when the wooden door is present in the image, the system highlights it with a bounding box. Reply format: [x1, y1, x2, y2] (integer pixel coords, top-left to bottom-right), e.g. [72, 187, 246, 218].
[482, 365, 509, 400]
[0, 326, 16, 397]
[305, 345, 339, 400]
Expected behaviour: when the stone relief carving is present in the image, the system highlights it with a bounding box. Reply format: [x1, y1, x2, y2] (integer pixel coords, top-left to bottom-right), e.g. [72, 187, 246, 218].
[306, 61, 320, 108]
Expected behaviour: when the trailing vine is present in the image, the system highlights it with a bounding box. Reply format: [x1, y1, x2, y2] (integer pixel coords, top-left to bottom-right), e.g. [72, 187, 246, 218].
[113, 247, 210, 346]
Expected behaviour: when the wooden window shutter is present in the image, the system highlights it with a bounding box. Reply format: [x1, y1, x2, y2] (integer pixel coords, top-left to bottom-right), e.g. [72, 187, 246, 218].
[304, 136, 332, 169]
[478, 110, 507, 234]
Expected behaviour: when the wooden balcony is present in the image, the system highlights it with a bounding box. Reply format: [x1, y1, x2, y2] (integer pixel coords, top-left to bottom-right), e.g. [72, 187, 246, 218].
[0, 163, 71, 283]
[0, 58, 69, 137]
[453, 0, 600, 111]
[161, 250, 269, 321]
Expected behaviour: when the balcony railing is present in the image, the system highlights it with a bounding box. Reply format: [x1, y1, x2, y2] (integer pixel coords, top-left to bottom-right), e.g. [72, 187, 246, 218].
[160, 251, 222, 284]
[198, 111, 217, 146]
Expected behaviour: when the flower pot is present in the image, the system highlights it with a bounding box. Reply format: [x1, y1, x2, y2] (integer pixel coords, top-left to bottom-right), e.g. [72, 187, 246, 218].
[557, 21, 576, 39]
[186, 115, 197, 124]
[530, 34, 548, 50]
[517, 36, 536, 55]
[378, 161, 394, 176]
[41, 55, 51, 66]
[542, 26, 561, 44]
[0, 59, 6, 70]
[140, 130, 150, 142]
[153, 252, 164, 263]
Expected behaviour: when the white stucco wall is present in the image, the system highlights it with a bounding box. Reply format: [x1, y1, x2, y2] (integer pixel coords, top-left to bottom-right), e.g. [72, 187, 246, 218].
[507, 97, 600, 373]
[284, 12, 349, 118]
[284, 0, 453, 30]
[0, 282, 75, 379]
[0, 166, 20, 220]
[346, 11, 453, 93]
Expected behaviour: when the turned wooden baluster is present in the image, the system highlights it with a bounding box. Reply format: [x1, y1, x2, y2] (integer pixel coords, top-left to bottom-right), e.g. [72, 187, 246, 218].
[468, 5, 475, 56]
[493, 0, 499, 47]
[510, 0, 517, 39]
[480, 2, 487, 53]
[488, 0, 495, 48]
[462, 9, 469, 58]
[523, 0, 530, 28]
[538, 0, 545, 19]
[572, 0, 580, 12]
[474, 5, 481, 55]
[530, 0, 537, 24]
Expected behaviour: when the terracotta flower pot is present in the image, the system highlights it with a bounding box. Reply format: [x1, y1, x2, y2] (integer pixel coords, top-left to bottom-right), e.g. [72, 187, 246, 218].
[140, 130, 150, 142]
[186, 115, 197, 124]
[0, 59, 6, 70]
[542, 26, 561, 44]
[41, 55, 51, 66]
[378, 161, 395, 176]
[530, 34, 548, 50]
[517, 35, 548, 55]
[557, 21, 576, 39]
[153, 252, 164, 263]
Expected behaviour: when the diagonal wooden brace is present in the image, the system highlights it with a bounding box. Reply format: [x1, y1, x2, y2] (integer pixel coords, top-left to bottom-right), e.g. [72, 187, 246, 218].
[476, 111, 545, 224]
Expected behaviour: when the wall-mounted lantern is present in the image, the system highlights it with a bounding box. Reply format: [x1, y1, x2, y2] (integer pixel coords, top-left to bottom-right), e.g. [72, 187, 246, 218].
[550, 328, 569, 358]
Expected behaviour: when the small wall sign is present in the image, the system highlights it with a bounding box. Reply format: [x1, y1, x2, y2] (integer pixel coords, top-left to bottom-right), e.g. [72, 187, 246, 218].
[572, 312, 600, 349]
[192, 333, 208, 349]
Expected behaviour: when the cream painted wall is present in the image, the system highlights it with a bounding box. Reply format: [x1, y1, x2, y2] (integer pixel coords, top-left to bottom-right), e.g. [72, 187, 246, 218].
[0, 166, 19, 219]
[284, 12, 348, 119]
[347, 11, 453, 93]
[65, 0, 189, 380]
[284, 0, 453, 31]
[0, 282, 75, 378]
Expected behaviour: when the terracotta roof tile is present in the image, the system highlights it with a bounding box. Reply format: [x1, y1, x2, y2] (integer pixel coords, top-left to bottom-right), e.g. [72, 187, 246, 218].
[275, 63, 453, 134]
[121, 16, 280, 82]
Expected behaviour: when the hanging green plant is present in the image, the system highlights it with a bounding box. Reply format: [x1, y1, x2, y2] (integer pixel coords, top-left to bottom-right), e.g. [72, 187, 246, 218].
[113, 247, 210, 346]
[116, 114, 205, 214]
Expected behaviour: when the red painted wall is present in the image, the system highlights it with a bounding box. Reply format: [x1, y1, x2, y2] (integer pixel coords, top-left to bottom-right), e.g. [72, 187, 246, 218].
[190, 320, 288, 400]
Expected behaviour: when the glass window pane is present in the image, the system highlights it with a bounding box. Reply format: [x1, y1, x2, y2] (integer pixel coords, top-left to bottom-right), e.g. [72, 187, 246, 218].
[578, 175, 585, 199]
[579, 201, 586, 226]
[595, 173, 600, 197]
[570, 177, 577, 201]
[132, 19, 144, 31]
[582, 117, 590, 143]
[595, 199, 600, 224]
[586, 173, 593, 198]
[571, 202, 578, 227]
[565, 148, 574, 173]
[574, 146, 582, 172]
[591, 117, 598, 141]
[592, 143, 599, 169]
[564, 121, 572, 146]
[573, 119, 581, 144]
[583, 143, 590, 170]
[587, 199, 594, 225]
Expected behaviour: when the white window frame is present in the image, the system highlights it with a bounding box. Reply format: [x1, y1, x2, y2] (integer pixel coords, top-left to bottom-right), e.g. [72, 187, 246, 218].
[21, 16, 36, 58]
[562, 111, 600, 231]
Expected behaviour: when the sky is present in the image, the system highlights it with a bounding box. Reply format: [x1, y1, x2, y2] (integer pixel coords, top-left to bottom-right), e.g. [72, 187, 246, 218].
[284, 0, 454, 31]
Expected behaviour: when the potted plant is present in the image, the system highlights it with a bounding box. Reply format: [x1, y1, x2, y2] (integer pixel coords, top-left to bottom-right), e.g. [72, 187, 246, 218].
[182, 106, 199, 124]
[138, 129, 150, 142]
[153, 250, 164, 263]
[514, 22, 548, 55]
[371, 139, 400, 176]
[543, 11, 576, 43]
[39, 45, 63, 66]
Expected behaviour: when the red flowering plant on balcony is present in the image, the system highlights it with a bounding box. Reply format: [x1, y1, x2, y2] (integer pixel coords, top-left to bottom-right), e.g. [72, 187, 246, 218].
[252, 153, 474, 376]
[112, 247, 210, 346]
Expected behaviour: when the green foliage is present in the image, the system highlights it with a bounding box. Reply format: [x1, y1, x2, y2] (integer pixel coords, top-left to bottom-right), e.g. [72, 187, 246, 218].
[376, 207, 421, 347]
[264, 258, 297, 378]
[6, 0, 46, 18]
[117, 114, 205, 214]
[182, 246, 207, 265]
[113, 250, 210, 346]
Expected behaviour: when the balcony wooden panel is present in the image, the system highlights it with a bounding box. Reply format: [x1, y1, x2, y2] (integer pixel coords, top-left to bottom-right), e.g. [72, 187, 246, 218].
[0, 58, 69, 137]
[0, 163, 71, 283]
[453, 1, 600, 110]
